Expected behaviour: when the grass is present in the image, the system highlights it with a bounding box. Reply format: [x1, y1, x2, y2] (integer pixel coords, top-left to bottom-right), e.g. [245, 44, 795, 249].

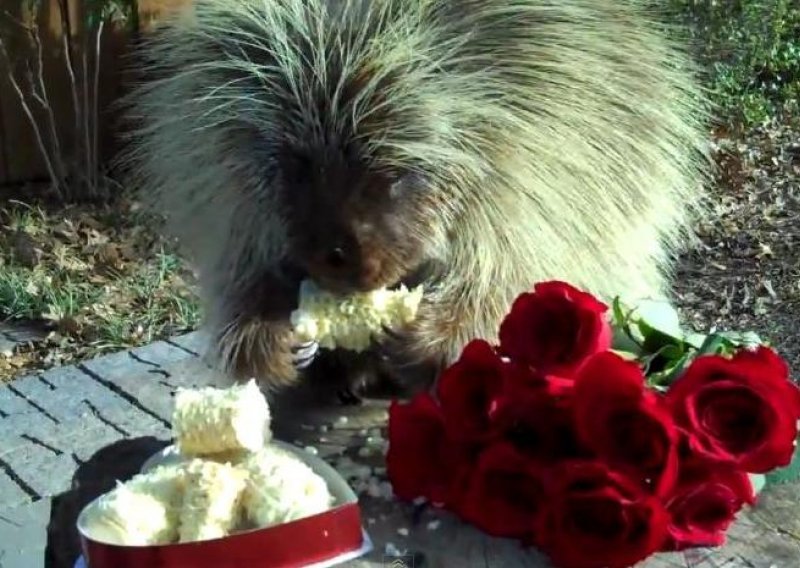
[0, 197, 201, 379]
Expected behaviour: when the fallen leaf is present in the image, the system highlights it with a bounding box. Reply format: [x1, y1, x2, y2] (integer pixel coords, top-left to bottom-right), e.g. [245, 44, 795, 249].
[12, 231, 42, 268]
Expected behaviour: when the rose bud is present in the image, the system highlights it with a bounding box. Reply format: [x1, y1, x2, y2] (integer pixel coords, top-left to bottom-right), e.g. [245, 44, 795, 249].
[436, 339, 530, 444]
[490, 383, 584, 462]
[498, 280, 612, 377]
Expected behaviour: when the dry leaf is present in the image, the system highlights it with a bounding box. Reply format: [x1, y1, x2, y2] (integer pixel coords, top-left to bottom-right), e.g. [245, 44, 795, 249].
[95, 243, 122, 268]
[12, 231, 42, 268]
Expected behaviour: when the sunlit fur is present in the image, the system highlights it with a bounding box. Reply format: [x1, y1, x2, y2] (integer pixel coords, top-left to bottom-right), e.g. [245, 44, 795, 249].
[117, 0, 712, 389]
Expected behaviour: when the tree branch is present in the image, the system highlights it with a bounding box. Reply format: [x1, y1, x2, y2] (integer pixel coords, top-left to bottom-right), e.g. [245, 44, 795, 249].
[0, 37, 62, 195]
[92, 18, 106, 192]
[26, 20, 67, 184]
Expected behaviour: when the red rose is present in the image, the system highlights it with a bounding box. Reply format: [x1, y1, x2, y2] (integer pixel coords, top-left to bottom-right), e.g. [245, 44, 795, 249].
[386, 393, 471, 504]
[536, 461, 670, 568]
[662, 458, 756, 551]
[498, 281, 612, 377]
[666, 346, 800, 473]
[491, 378, 583, 461]
[457, 442, 547, 540]
[574, 351, 680, 496]
[436, 339, 525, 443]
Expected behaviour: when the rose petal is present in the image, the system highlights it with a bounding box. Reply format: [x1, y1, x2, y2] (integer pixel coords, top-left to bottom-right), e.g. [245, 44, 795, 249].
[457, 442, 547, 539]
[498, 281, 611, 377]
[386, 393, 455, 503]
[436, 339, 510, 443]
[537, 460, 670, 568]
[667, 348, 800, 472]
[663, 458, 755, 551]
[574, 352, 680, 495]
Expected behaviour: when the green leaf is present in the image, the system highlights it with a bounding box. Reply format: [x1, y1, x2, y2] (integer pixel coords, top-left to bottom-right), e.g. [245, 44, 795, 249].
[647, 352, 692, 387]
[749, 473, 767, 495]
[765, 441, 800, 486]
[612, 296, 627, 328]
[718, 330, 767, 349]
[640, 324, 683, 355]
[631, 299, 685, 344]
[695, 333, 730, 356]
[684, 332, 707, 350]
[611, 326, 642, 355]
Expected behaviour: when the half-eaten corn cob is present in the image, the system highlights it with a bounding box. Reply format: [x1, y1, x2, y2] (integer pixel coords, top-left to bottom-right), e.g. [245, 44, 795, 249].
[172, 379, 271, 456]
[82, 464, 186, 546]
[241, 445, 334, 528]
[290, 279, 424, 351]
[177, 459, 249, 543]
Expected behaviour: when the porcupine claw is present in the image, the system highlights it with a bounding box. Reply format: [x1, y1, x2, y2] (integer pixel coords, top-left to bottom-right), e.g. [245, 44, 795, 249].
[290, 341, 319, 370]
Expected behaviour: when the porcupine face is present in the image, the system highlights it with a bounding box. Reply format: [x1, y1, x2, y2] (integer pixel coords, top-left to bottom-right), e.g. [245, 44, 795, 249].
[278, 140, 433, 295]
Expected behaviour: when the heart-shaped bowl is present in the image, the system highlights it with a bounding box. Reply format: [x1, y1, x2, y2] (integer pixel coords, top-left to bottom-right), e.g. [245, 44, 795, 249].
[76, 440, 372, 568]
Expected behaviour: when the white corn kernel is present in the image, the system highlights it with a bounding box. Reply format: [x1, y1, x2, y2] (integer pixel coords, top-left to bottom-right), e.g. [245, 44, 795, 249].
[290, 280, 424, 351]
[172, 379, 271, 456]
[241, 445, 333, 529]
[177, 459, 248, 543]
[83, 465, 186, 546]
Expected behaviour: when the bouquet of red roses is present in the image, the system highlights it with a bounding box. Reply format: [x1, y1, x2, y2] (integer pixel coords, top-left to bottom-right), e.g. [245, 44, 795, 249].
[385, 281, 800, 568]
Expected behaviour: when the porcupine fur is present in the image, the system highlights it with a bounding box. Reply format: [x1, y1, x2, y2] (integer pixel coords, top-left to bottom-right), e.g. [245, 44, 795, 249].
[117, 0, 712, 397]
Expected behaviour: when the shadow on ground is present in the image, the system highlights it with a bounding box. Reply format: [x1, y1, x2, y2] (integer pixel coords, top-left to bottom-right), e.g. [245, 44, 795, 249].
[45, 437, 170, 568]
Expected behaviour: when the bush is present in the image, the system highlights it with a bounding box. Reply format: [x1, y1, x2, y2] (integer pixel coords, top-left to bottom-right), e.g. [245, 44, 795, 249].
[665, 0, 800, 126]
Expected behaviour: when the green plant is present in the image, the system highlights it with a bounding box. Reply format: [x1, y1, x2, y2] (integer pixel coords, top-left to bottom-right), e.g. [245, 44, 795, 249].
[664, 0, 800, 126]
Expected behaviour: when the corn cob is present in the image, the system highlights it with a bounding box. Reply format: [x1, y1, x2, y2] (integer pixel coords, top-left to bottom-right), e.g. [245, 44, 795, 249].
[82, 464, 186, 546]
[241, 445, 334, 528]
[177, 459, 249, 542]
[172, 379, 271, 456]
[290, 279, 424, 351]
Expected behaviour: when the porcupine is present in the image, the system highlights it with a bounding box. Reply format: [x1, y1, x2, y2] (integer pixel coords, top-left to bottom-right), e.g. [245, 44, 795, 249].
[118, 0, 711, 400]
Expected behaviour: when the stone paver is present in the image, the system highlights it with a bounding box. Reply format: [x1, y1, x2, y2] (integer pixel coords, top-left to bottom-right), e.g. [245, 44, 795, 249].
[0, 323, 48, 356]
[0, 499, 51, 568]
[0, 333, 203, 542]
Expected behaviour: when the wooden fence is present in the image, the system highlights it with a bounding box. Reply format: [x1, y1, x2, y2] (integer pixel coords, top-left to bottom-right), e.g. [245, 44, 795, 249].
[0, 0, 190, 186]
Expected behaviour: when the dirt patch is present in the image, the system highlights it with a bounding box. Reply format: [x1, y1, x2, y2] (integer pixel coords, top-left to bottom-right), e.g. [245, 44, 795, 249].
[674, 112, 800, 374]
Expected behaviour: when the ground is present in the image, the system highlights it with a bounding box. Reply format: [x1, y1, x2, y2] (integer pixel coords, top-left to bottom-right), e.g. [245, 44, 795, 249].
[0, 198, 199, 380]
[1, 1, 799, 381]
[674, 112, 800, 373]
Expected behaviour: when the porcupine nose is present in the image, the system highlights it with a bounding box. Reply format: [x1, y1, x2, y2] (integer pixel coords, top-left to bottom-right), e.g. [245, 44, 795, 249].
[317, 240, 381, 291]
[325, 247, 348, 270]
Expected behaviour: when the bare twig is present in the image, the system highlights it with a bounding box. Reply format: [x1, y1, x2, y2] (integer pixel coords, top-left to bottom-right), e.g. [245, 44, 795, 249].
[82, 24, 92, 193]
[92, 18, 107, 192]
[0, 37, 61, 194]
[56, 0, 82, 181]
[26, 20, 67, 185]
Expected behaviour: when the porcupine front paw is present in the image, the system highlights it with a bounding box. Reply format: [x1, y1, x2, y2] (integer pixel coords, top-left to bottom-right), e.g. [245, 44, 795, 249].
[376, 324, 441, 396]
[222, 321, 319, 389]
